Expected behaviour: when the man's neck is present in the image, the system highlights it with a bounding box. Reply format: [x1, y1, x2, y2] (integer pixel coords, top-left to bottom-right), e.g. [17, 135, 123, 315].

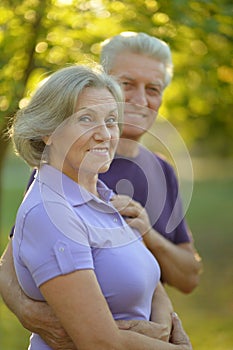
[116, 137, 141, 158]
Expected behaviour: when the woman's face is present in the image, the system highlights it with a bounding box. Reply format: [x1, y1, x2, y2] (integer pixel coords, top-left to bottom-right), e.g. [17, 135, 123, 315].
[47, 87, 120, 181]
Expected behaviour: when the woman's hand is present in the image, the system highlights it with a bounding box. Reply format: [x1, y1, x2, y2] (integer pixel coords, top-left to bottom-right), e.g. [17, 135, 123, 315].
[111, 194, 151, 236]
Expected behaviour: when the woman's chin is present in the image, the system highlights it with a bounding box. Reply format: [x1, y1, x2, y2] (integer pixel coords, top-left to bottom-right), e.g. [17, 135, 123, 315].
[97, 162, 111, 174]
[98, 167, 110, 174]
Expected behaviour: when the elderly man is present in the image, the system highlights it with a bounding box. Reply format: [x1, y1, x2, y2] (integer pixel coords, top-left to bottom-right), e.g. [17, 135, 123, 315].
[99, 32, 202, 293]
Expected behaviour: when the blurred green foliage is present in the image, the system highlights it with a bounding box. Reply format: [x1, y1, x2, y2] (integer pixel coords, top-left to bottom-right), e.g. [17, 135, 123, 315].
[0, 0, 232, 166]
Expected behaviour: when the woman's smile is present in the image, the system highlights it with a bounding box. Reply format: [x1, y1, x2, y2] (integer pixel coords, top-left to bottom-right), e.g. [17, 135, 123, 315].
[88, 145, 110, 155]
[47, 87, 120, 182]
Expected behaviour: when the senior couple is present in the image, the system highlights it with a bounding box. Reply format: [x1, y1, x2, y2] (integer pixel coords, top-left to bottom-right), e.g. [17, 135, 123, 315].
[0, 32, 202, 349]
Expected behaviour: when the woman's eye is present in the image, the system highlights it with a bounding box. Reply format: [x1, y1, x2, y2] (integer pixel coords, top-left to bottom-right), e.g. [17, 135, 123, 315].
[79, 115, 92, 122]
[106, 116, 118, 126]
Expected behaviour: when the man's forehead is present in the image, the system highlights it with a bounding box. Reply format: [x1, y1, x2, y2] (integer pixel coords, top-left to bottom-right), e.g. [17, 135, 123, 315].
[111, 56, 166, 85]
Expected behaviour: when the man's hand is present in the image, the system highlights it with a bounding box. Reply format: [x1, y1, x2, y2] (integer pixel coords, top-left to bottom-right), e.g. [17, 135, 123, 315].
[19, 298, 76, 350]
[116, 319, 170, 342]
[111, 194, 151, 236]
[169, 313, 192, 349]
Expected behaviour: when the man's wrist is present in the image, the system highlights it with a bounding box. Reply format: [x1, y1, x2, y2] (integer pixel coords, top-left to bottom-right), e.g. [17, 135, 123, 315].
[143, 228, 165, 250]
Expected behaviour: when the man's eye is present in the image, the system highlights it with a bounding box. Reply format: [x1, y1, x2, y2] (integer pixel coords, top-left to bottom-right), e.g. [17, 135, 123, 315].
[147, 87, 162, 96]
[121, 81, 132, 89]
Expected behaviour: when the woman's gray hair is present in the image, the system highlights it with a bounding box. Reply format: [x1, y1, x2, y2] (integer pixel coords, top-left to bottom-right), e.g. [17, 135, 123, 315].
[100, 32, 173, 87]
[10, 64, 124, 168]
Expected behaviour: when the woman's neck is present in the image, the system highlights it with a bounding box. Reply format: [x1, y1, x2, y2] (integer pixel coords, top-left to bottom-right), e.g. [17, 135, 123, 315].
[116, 138, 140, 158]
[47, 161, 99, 197]
[78, 172, 99, 197]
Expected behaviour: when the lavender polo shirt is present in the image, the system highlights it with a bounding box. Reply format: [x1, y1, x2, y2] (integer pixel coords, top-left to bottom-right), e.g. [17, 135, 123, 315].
[12, 165, 160, 350]
[100, 145, 191, 244]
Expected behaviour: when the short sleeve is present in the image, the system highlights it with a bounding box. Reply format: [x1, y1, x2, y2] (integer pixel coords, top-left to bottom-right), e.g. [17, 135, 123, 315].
[17, 202, 94, 287]
[159, 157, 191, 244]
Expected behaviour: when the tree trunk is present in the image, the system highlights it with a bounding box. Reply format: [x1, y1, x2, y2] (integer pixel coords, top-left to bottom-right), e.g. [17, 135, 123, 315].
[0, 0, 48, 238]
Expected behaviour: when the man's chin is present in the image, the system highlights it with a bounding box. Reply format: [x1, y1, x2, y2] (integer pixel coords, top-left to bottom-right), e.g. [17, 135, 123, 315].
[124, 112, 147, 119]
[121, 125, 146, 138]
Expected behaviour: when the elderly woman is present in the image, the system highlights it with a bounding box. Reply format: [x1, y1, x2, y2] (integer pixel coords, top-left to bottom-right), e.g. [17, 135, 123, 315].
[10, 64, 192, 350]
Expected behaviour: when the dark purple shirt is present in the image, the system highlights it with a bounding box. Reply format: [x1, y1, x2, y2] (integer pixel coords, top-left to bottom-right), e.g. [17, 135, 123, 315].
[99, 145, 191, 244]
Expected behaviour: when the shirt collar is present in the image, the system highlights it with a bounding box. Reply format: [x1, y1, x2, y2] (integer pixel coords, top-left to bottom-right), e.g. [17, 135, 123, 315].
[36, 165, 114, 206]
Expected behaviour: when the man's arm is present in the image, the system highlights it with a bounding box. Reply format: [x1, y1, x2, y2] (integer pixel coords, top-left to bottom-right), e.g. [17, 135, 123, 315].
[0, 240, 75, 350]
[111, 194, 203, 294]
[143, 230, 202, 293]
[150, 282, 173, 337]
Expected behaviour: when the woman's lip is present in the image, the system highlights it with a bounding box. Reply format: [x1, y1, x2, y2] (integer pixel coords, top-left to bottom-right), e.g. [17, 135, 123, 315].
[88, 147, 109, 153]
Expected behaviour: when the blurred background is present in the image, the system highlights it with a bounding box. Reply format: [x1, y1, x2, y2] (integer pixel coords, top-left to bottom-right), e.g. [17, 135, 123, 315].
[0, 0, 232, 349]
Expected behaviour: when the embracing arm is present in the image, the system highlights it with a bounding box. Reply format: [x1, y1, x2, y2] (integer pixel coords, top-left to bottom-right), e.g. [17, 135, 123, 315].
[40, 268, 191, 350]
[0, 240, 75, 350]
[150, 282, 173, 335]
[0, 240, 30, 318]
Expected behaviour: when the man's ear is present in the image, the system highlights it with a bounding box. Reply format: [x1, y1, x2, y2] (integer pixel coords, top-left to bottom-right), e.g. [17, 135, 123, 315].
[42, 135, 52, 146]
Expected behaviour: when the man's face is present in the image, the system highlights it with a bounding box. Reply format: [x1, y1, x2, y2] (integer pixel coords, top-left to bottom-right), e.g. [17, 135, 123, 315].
[110, 51, 166, 140]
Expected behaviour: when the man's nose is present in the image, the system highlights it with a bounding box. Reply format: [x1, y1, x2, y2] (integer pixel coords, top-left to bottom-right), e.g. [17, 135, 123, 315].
[128, 87, 148, 106]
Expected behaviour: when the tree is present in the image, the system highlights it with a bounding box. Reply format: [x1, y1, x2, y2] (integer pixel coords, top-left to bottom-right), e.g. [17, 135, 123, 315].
[0, 0, 232, 211]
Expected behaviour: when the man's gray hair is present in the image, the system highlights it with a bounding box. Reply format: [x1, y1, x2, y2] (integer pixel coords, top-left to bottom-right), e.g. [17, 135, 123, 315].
[100, 32, 173, 87]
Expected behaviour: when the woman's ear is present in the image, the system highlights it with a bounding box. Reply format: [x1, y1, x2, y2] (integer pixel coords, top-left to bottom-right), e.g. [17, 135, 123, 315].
[42, 136, 52, 146]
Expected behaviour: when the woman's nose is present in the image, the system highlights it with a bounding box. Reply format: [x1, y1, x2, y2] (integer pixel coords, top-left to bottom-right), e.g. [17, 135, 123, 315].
[93, 123, 111, 140]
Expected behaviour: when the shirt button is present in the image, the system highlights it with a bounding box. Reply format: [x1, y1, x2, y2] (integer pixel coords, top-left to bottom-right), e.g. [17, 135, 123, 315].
[59, 247, 65, 252]
[113, 217, 118, 222]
